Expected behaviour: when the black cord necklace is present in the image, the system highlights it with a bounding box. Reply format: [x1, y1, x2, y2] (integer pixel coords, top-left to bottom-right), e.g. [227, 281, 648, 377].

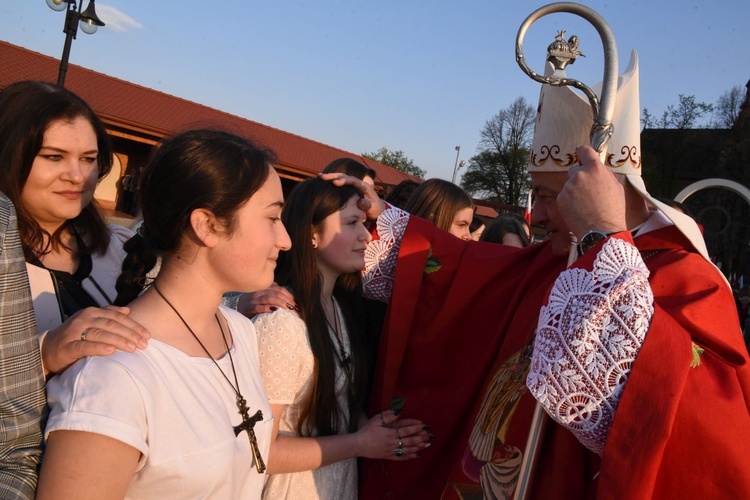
[152, 284, 266, 473]
[324, 298, 352, 371]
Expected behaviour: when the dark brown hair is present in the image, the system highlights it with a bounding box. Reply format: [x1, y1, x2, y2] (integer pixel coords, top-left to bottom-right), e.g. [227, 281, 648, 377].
[0, 81, 112, 260]
[384, 179, 420, 209]
[114, 129, 274, 305]
[275, 177, 368, 436]
[322, 158, 376, 183]
[481, 214, 531, 247]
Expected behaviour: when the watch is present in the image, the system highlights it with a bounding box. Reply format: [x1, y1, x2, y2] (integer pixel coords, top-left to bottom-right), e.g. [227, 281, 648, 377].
[577, 230, 614, 256]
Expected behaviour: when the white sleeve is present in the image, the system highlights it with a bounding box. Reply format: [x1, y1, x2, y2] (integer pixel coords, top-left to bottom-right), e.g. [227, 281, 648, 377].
[363, 205, 410, 303]
[108, 224, 135, 246]
[252, 309, 313, 405]
[526, 238, 654, 455]
[44, 356, 149, 461]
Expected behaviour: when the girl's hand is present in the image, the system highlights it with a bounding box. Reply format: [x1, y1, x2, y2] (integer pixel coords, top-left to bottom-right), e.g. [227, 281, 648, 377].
[355, 410, 432, 461]
[236, 283, 298, 316]
[42, 305, 150, 375]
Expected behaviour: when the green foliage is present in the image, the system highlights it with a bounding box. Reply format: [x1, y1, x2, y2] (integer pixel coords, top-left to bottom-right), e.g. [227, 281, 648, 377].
[363, 147, 426, 179]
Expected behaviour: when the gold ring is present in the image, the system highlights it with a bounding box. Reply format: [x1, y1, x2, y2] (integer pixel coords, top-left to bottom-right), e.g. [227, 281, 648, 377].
[81, 329, 88, 341]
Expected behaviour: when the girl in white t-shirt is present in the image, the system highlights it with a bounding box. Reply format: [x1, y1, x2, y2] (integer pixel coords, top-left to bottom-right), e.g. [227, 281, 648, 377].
[253, 178, 431, 499]
[38, 129, 291, 498]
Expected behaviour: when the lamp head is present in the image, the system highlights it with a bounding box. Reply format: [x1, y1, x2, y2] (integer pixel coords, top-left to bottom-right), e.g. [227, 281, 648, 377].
[46, 0, 71, 12]
[79, 0, 105, 34]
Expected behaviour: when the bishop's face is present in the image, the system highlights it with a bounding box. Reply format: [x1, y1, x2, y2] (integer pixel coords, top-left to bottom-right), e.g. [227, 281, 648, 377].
[530, 171, 571, 256]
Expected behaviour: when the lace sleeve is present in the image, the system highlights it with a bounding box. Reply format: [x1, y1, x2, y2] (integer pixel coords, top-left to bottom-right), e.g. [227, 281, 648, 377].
[252, 309, 313, 405]
[363, 205, 410, 303]
[526, 238, 654, 455]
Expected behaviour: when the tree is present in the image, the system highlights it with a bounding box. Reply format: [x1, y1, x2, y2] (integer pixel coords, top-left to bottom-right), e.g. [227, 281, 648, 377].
[362, 147, 426, 179]
[642, 94, 713, 129]
[461, 97, 535, 205]
[714, 85, 744, 128]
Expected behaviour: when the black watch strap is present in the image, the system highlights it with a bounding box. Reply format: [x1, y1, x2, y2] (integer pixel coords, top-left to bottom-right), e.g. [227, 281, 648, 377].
[577, 230, 615, 257]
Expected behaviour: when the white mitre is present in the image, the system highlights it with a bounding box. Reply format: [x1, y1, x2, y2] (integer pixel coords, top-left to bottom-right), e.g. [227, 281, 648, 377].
[528, 50, 710, 261]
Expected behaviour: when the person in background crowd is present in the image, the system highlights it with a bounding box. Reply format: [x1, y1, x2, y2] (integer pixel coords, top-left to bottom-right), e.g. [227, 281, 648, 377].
[322, 157, 377, 187]
[0, 194, 46, 500]
[39, 129, 289, 497]
[403, 178, 474, 240]
[0, 81, 150, 378]
[384, 179, 420, 210]
[252, 177, 429, 498]
[480, 214, 531, 248]
[469, 215, 485, 241]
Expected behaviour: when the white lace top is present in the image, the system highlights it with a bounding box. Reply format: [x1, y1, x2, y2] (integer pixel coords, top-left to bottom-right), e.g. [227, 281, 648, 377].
[253, 305, 356, 499]
[526, 238, 655, 455]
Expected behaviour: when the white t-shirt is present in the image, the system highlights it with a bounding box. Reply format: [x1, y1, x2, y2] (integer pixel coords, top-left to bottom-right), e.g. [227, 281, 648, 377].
[45, 306, 272, 499]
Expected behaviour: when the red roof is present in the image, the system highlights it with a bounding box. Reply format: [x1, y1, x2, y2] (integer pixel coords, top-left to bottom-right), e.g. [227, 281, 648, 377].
[0, 41, 418, 186]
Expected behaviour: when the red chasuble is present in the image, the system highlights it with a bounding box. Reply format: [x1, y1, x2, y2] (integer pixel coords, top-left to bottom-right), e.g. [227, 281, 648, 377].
[360, 218, 750, 499]
[595, 227, 750, 499]
[360, 216, 565, 499]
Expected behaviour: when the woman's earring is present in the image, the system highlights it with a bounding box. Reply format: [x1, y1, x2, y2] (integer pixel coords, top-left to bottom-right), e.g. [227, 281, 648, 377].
[312, 241, 318, 249]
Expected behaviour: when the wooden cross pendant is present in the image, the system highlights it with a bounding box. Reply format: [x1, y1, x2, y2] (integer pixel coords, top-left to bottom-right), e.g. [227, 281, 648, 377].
[233, 396, 266, 473]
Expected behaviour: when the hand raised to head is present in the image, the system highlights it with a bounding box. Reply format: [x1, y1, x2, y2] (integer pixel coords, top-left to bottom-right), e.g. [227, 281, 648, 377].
[318, 173, 386, 221]
[558, 145, 628, 240]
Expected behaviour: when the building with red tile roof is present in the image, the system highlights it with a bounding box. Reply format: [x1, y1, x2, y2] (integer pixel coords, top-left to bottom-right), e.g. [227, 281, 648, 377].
[0, 42, 420, 207]
[0, 41, 503, 219]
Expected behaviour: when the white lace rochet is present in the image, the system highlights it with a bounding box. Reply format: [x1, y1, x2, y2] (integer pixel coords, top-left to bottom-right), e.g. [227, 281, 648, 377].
[363, 205, 410, 303]
[526, 238, 654, 455]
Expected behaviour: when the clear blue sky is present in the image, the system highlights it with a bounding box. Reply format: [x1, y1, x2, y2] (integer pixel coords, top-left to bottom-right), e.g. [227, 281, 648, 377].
[1, 1, 748, 181]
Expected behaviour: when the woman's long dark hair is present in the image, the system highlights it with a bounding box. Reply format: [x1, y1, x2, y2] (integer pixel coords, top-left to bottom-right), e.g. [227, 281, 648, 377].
[114, 129, 274, 305]
[0, 81, 112, 260]
[275, 178, 368, 436]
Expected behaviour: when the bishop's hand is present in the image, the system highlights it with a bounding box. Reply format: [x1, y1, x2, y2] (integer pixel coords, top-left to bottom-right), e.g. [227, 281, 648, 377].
[558, 145, 628, 240]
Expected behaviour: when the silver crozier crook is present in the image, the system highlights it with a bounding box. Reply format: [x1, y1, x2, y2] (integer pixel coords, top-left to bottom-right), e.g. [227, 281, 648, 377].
[516, 2, 618, 155]
[513, 4, 619, 499]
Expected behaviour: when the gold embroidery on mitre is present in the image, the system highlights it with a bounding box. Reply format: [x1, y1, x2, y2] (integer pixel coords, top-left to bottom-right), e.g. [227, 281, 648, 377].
[604, 146, 642, 169]
[531, 145, 577, 168]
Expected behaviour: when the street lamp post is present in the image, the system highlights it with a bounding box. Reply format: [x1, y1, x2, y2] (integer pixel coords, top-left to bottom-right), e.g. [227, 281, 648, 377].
[451, 145, 461, 183]
[46, 0, 105, 87]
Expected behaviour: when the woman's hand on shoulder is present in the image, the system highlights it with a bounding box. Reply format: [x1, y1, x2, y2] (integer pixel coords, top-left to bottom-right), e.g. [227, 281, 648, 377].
[354, 410, 432, 461]
[237, 284, 298, 317]
[42, 305, 151, 375]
